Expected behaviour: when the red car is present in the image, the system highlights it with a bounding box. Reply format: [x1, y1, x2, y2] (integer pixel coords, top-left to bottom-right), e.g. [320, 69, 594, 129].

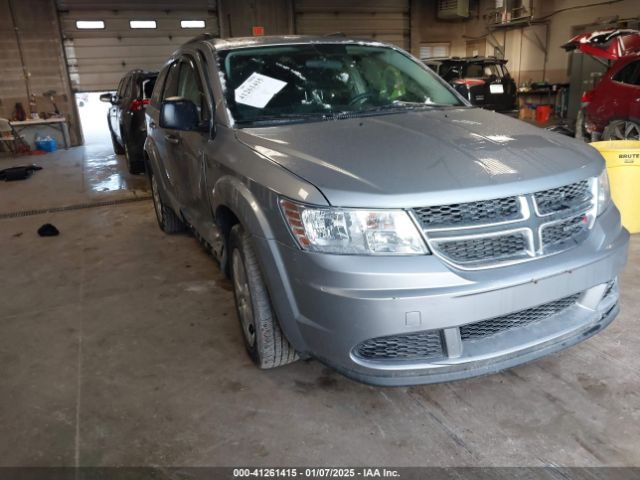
[564, 30, 640, 141]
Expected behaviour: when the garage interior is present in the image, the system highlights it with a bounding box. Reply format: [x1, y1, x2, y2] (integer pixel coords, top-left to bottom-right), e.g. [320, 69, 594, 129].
[1, 0, 640, 471]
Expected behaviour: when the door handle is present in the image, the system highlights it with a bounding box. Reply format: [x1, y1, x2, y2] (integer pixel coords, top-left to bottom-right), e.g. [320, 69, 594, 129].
[149, 121, 156, 129]
[164, 134, 180, 145]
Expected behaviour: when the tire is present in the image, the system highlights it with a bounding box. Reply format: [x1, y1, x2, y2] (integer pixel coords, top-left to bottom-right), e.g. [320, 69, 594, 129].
[110, 129, 125, 155]
[602, 119, 640, 140]
[124, 137, 145, 174]
[229, 224, 298, 369]
[149, 168, 185, 234]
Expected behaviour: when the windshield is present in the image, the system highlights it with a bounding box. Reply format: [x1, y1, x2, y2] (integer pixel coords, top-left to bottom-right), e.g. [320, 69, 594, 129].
[218, 43, 464, 126]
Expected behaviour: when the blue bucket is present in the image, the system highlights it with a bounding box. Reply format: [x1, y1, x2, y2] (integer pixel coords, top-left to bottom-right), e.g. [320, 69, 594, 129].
[35, 138, 57, 152]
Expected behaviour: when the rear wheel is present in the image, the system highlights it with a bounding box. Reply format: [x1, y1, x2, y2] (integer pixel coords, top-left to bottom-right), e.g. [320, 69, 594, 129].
[229, 224, 298, 369]
[603, 119, 640, 140]
[124, 137, 145, 174]
[149, 168, 184, 234]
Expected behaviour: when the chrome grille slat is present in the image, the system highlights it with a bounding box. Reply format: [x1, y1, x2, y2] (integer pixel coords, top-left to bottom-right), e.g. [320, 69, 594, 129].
[460, 293, 581, 341]
[354, 330, 444, 361]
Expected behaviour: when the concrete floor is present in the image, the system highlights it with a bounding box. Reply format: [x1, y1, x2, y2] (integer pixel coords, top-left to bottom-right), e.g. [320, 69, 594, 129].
[1, 140, 639, 468]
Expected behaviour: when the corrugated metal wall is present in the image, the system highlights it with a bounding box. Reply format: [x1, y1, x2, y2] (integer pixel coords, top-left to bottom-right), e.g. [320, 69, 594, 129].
[294, 0, 410, 49]
[57, 0, 218, 10]
[57, 1, 219, 91]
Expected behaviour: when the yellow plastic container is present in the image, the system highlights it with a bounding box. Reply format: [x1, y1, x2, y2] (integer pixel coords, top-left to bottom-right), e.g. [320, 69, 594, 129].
[590, 140, 640, 233]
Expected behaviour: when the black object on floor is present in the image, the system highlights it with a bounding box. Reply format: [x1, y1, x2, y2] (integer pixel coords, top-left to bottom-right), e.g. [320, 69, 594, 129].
[38, 224, 59, 237]
[0, 165, 43, 181]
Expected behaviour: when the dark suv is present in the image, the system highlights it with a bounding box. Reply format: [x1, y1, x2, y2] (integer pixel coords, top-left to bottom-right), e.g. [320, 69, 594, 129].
[100, 70, 157, 174]
[424, 57, 517, 111]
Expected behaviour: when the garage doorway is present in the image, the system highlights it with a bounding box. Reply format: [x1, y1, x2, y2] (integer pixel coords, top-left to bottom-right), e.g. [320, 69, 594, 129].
[75, 92, 112, 147]
[57, 2, 219, 92]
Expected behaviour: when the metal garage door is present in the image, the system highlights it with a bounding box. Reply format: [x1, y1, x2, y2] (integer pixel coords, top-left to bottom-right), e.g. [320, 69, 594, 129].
[57, 0, 219, 91]
[294, 0, 410, 50]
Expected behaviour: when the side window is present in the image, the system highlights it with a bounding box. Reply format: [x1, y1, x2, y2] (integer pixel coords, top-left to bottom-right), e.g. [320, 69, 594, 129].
[150, 68, 168, 106]
[613, 61, 640, 86]
[162, 61, 181, 100]
[177, 58, 211, 122]
[142, 78, 155, 99]
[115, 78, 125, 98]
[123, 77, 133, 99]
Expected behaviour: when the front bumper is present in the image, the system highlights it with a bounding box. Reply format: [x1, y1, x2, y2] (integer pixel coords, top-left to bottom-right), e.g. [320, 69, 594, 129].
[255, 205, 629, 386]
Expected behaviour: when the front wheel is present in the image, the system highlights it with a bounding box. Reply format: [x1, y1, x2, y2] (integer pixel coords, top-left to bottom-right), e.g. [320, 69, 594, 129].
[229, 224, 298, 369]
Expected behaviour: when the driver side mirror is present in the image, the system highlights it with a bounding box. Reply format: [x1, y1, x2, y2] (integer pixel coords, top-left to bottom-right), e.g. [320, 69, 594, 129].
[160, 97, 204, 131]
[99, 93, 115, 104]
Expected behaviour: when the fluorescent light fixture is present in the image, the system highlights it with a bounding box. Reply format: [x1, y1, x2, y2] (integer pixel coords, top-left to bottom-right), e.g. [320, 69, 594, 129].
[181, 20, 206, 28]
[130, 20, 157, 29]
[76, 20, 105, 29]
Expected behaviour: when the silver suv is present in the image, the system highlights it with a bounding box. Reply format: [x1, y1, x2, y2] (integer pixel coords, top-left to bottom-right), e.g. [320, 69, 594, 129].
[144, 35, 628, 386]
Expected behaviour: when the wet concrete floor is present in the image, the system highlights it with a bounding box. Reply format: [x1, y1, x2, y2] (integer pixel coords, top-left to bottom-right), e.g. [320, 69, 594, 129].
[1, 144, 639, 467]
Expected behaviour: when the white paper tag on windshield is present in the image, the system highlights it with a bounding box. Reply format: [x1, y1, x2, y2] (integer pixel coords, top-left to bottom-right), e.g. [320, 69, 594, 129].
[234, 73, 287, 108]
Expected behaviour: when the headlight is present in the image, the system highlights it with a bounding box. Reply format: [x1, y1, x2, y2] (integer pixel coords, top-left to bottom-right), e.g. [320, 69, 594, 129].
[280, 200, 429, 255]
[597, 169, 611, 216]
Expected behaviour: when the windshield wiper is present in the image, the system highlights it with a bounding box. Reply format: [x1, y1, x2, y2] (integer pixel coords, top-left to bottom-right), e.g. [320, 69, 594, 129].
[236, 112, 333, 126]
[359, 101, 453, 113]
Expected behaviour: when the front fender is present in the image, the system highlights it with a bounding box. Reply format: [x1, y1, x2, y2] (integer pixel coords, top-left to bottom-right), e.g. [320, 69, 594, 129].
[211, 175, 276, 240]
[210, 176, 312, 351]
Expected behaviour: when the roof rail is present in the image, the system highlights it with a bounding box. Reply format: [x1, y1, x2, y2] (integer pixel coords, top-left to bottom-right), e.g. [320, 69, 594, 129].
[323, 32, 346, 37]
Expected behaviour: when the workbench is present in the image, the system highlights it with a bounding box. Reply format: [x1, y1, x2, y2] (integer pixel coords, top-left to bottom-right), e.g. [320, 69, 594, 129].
[10, 117, 70, 149]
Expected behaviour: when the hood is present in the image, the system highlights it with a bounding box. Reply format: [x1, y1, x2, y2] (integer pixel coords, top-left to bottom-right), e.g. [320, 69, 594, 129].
[236, 108, 604, 208]
[562, 29, 640, 60]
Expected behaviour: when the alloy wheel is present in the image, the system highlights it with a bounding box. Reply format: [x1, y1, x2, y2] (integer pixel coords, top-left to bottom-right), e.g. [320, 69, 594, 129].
[232, 249, 256, 347]
[610, 121, 640, 140]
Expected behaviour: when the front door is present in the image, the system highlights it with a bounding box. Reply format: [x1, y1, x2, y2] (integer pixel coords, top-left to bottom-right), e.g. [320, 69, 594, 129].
[173, 53, 214, 224]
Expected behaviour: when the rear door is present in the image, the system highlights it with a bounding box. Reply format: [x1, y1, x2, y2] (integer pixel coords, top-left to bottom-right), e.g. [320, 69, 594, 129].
[152, 61, 183, 193]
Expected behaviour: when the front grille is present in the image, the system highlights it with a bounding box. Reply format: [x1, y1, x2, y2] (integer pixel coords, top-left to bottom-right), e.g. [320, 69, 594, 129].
[354, 330, 444, 362]
[413, 196, 520, 229]
[414, 178, 594, 269]
[460, 293, 581, 341]
[434, 233, 528, 265]
[534, 180, 591, 215]
[542, 215, 588, 248]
